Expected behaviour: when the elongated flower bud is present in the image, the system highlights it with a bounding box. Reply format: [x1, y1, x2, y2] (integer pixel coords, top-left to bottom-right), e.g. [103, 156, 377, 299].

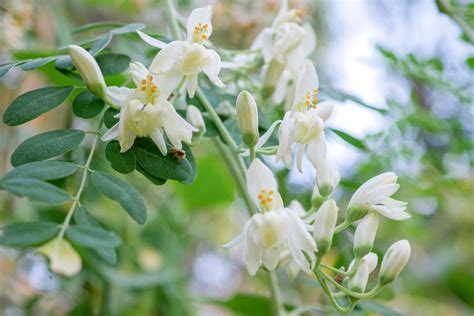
[68, 45, 106, 98]
[348, 252, 378, 292]
[262, 60, 285, 99]
[316, 159, 340, 197]
[379, 240, 411, 285]
[236, 90, 259, 148]
[353, 212, 378, 258]
[38, 237, 82, 277]
[313, 199, 338, 255]
[187, 105, 206, 132]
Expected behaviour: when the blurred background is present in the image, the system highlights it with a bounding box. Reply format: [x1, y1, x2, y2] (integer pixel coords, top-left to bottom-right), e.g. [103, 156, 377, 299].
[0, 0, 473, 315]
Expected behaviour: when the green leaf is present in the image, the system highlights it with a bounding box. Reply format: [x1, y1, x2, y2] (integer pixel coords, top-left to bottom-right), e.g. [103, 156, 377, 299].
[66, 225, 121, 248]
[74, 207, 117, 264]
[104, 108, 119, 128]
[11, 129, 85, 166]
[55, 55, 73, 69]
[0, 62, 19, 78]
[205, 293, 273, 316]
[71, 22, 124, 35]
[110, 23, 145, 35]
[329, 128, 368, 151]
[105, 141, 136, 174]
[466, 56, 474, 70]
[223, 119, 243, 145]
[89, 33, 113, 56]
[3, 86, 74, 126]
[91, 171, 147, 224]
[136, 165, 166, 185]
[0, 222, 60, 247]
[72, 90, 105, 118]
[2, 161, 77, 181]
[132, 138, 194, 183]
[1, 178, 70, 204]
[321, 87, 387, 114]
[97, 53, 131, 75]
[20, 57, 55, 71]
[181, 144, 196, 184]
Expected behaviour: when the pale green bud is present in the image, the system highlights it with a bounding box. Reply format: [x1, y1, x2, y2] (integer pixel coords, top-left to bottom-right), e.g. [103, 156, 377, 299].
[353, 212, 378, 258]
[236, 90, 259, 148]
[379, 240, 411, 285]
[38, 237, 82, 277]
[68, 45, 106, 98]
[313, 199, 338, 255]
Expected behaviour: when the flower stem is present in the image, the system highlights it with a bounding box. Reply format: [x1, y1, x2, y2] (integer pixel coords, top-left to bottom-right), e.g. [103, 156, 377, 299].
[58, 119, 102, 239]
[334, 220, 351, 233]
[269, 271, 285, 316]
[319, 270, 382, 299]
[166, 0, 183, 41]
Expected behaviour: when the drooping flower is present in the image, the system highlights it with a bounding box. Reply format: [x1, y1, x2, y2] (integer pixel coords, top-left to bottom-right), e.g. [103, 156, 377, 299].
[276, 60, 334, 171]
[224, 159, 317, 275]
[143, 6, 224, 98]
[347, 252, 378, 292]
[38, 237, 82, 277]
[252, 0, 316, 102]
[102, 62, 197, 155]
[379, 240, 411, 285]
[347, 172, 410, 221]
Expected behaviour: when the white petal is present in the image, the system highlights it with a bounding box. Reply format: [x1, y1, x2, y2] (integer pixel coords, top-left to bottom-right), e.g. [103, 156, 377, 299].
[364, 252, 378, 273]
[105, 86, 132, 108]
[276, 112, 293, 162]
[246, 159, 278, 208]
[251, 28, 274, 63]
[293, 60, 319, 111]
[289, 200, 306, 217]
[203, 49, 225, 87]
[129, 62, 149, 86]
[284, 208, 317, 253]
[301, 23, 317, 57]
[154, 68, 182, 99]
[186, 5, 213, 42]
[101, 123, 119, 141]
[262, 248, 280, 271]
[272, 70, 291, 104]
[306, 133, 327, 169]
[311, 101, 334, 121]
[241, 120, 282, 156]
[186, 74, 198, 98]
[373, 205, 411, 221]
[349, 172, 398, 207]
[137, 30, 167, 49]
[151, 129, 168, 156]
[223, 232, 243, 248]
[296, 144, 305, 173]
[359, 183, 400, 206]
[149, 41, 184, 74]
[244, 220, 261, 275]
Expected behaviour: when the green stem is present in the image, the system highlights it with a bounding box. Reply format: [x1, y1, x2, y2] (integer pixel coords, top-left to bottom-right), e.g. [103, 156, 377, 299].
[334, 220, 351, 234]
[269, 271, 285, 316]
[318, 273, 357, 313]
[320, 270, 382, 299]
[212, 138, 255, 215]
[58, 119, 102, 239]
[166, 0, 183, 41]
[320, 258, 360, 277]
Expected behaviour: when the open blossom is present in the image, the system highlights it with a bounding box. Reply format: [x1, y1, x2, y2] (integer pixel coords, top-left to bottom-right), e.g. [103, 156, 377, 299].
[276, 60, 334, 171]
[252, 0, 316, 102]
[224, 159, 317, 275]
[102, 62, 197, 155]
[38, 238, 82, 277]
[348, 172, 410, 220]
[142, 6, 224, 98]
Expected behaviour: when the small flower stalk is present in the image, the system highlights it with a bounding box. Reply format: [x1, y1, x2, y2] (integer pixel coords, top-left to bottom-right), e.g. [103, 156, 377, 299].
[68, 45, 106, 99]
[236, 90, 259, 154]
[379, 240, 411, 285]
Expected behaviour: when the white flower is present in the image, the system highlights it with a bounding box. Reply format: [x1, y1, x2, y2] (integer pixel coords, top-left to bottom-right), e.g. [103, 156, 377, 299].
[276, 60, 334, 171]
[353, 212, 379, 258]
[236, 90, 259, 148]
[314, 158, 340, 196]
[348, 252, 378, 292]
[68, 45, 106, 99]
[102, 62, 197, 155]
[145, 6, 224, 98]
[186, 105, 205, 132]
[379, 240, 411, 285]
[224, 159, 317, 275]
[252, 0, 316, 101]
[313, 199, 338, 255]
[348, 172, 410, 221]
[38, 238, 82, 277]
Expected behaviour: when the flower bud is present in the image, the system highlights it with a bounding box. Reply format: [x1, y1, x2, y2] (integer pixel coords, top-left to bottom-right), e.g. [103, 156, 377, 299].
[313, 199, 338, 255]
[38, 237, 82, 277]
[262, 60, 285, 99]
[68, 45, 106, 98]
[379, 240, 411, 285]
[348, 252, 378, 292]
[236, 90, 259, 148]
[353, 212, 378, 258]
[316, 159, 340, 197]
[187, 105, 206, 133]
